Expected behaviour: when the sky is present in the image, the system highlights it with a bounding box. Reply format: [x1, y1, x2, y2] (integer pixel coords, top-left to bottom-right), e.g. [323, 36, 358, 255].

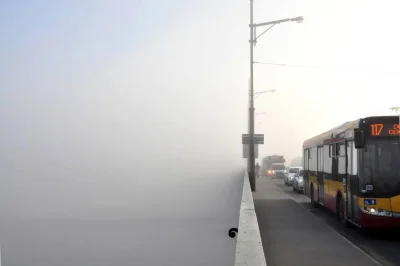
[2, 0, 399, 163]
[250, 0, 400, 159]
[1, 0, 400, 264]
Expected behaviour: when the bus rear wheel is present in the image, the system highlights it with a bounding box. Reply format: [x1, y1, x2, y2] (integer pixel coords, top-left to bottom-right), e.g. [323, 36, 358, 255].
[310, 185, 316, 208]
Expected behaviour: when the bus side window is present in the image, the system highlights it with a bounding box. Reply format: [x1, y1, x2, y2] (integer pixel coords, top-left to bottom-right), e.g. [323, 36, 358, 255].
[352, 143, 358, 175]
[304, 149, 309, 170]
[347, 142, 352, 175]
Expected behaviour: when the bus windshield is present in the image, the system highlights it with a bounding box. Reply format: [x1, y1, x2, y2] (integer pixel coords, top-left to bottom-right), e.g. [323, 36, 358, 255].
[362, 139, 400, 195]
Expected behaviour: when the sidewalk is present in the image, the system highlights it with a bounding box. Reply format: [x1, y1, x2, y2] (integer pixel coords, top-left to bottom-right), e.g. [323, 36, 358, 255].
[253, 177, 380, 266]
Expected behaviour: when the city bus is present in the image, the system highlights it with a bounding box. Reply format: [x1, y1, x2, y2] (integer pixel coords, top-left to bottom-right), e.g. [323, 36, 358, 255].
[302, 116, 400, 228]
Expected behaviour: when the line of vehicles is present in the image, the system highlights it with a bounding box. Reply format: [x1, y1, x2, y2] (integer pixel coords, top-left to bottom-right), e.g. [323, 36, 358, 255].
[260, 155, 305, 193]
[261, 115, 400, 229]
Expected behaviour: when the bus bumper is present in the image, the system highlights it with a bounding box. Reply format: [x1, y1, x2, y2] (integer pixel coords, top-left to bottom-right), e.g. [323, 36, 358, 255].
[359, 211, 400, 228]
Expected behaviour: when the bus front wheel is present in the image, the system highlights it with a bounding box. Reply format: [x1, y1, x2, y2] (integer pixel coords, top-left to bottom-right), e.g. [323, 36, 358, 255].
[337, 194, 349, 227]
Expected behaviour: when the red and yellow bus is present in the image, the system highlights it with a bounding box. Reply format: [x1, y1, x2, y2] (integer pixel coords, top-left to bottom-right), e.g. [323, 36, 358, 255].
[303, 116, 400, 228]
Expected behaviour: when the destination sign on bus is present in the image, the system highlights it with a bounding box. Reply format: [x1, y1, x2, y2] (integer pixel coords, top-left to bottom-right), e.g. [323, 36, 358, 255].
[370, 123, 400, 136]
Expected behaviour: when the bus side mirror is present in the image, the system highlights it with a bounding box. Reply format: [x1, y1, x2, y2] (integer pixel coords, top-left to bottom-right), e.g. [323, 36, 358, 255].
[354, 129, 365, 149]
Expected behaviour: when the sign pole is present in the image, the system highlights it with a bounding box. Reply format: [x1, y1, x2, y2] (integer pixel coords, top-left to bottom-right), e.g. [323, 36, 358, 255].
[248, 0, 256, 191]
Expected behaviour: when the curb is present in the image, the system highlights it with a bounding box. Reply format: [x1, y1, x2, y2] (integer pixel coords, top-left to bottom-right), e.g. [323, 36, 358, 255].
[234, 171, 267, 266]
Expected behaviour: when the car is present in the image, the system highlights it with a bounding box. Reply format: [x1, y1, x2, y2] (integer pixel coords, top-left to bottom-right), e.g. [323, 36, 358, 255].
[270, 163, 286, 179]
[284, 166, 302, 186]
[293, 169, 305, 193]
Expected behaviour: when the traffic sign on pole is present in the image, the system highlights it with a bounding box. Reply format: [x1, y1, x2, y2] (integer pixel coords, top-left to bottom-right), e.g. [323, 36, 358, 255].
[243, 144, 258, 158]
[242, 134, 264, 144]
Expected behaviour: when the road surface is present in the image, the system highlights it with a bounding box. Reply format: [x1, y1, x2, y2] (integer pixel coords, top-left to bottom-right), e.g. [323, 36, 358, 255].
[254, 177, 400, 266]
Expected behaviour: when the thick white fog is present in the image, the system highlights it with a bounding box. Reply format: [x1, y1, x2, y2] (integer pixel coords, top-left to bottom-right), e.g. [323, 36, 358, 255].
[0, 2, 247, 265]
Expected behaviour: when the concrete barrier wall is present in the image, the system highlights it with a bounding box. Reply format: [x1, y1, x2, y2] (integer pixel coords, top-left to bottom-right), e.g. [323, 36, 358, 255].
[234, 172, 267, 266]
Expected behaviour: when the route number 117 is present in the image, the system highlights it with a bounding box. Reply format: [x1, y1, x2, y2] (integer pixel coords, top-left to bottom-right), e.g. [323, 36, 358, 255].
[371, 124, 383, 136]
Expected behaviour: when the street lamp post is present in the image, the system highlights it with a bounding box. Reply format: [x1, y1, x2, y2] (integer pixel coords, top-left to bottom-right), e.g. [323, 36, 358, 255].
[254, 89, 276, 99]
[390, 107, 400, 140]
[248, 0, 303, 191]
[390, 106, 400, 124]
[390, 106, 400, 116]
[254, 89, 276, 95]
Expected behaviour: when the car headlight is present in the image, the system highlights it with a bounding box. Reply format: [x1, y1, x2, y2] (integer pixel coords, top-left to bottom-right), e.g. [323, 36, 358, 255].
[360, 206, 392, 217]
[298, 178, 304, 183]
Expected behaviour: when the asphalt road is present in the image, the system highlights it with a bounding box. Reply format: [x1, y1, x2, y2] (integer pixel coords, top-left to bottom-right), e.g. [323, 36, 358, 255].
[254, 177, 400, 266]
[274, 179, 400, 266]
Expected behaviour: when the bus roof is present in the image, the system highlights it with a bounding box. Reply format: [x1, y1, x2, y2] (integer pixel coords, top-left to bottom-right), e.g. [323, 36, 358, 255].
[303, 119, 359, 149]
[303, 115, 399, 149]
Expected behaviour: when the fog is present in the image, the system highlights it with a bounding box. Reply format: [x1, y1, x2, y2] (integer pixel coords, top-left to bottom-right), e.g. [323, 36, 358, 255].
[1, 0, 400, 265]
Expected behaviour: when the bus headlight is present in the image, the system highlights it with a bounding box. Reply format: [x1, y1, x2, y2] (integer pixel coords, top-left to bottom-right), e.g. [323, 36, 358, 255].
[360, 206, 392, 217]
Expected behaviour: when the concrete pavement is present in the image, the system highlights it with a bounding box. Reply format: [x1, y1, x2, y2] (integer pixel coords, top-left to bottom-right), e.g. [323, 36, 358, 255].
[254, 177, 380, 266]
[234, 172, 266, 266]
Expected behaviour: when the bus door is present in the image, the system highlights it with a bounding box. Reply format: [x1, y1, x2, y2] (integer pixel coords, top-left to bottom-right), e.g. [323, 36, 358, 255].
[346, 141, 355, 219]
[317, 146, 324, 203]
